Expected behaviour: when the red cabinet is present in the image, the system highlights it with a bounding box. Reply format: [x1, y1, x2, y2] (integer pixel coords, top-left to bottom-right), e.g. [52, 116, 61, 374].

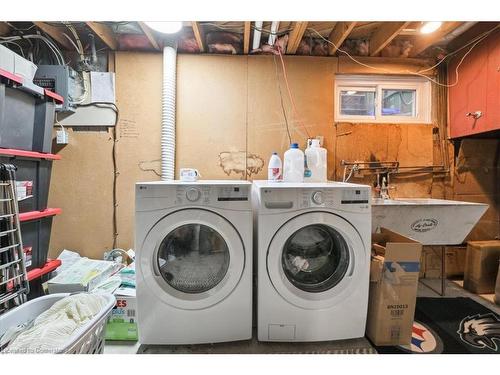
[448, 30, 500, 138]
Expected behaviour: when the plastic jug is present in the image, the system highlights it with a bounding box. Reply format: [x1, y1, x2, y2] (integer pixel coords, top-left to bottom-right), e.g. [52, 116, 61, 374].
[283, 143, 305, 183]
[304, 139, 327, 182]
[268, 152, 283, 181]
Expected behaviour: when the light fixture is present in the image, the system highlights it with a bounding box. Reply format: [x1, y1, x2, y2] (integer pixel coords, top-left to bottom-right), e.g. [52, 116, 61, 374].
[420, 21, 442, 34]
[144, 21, 183, 34]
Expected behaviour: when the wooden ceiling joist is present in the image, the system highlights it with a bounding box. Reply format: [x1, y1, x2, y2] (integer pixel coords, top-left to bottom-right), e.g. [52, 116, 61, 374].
[286, 21, 308, 54]
[138, 22, 160, 50]
[33, 22, 75, 50]
[369, 21, 410, 56]
[243, 21, 251, 54]
[86, 22, 118, 50]
[191, 22, 206, 53]
[409, 21, 463, 57]
[328, 22, 357, 55]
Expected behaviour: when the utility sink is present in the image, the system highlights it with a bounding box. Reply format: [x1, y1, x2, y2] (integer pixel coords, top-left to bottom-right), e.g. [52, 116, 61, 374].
[372, 198, 488, 245]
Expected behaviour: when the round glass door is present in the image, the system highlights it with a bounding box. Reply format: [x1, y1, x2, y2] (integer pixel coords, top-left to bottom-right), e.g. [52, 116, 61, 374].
[281, 224, 350, 293]
[157, 224, 230, 294]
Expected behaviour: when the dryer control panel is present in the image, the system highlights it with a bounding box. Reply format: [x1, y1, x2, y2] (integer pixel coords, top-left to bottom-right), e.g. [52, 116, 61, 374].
[259, 186, 370, 213]
[136, 182, 251, 211]
[175, 185, 250, 205]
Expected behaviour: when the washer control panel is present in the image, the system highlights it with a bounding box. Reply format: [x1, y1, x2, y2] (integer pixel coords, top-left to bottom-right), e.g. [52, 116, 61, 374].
[136, 183, 251, 211]
[175, 184, 249, 205]
[261, 186, 370, 213]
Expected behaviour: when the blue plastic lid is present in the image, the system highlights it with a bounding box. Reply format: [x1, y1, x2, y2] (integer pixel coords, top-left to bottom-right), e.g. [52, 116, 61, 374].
[290, 143, 299, 149]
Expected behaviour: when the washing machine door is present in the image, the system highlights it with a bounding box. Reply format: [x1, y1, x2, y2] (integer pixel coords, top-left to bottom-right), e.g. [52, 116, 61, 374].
[140, 209, 245, 310]
[267, 211, 367, 310]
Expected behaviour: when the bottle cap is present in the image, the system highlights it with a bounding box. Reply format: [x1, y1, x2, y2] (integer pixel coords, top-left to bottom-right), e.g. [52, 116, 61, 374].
[291, 143, 299, 149]
[311, 139, 320, 147]
[272, 152, 278, 155]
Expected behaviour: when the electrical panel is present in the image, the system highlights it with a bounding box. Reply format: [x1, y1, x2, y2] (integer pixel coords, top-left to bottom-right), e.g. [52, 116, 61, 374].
[34, 65, 80, 113]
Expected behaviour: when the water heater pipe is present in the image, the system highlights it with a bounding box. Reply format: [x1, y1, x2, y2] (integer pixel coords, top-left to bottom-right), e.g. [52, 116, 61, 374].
[161, 45, 177, 180]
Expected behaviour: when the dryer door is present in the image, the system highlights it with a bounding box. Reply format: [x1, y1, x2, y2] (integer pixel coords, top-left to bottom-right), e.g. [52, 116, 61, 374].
[267, 211, 367, 310]
[140, 209, 245, 310]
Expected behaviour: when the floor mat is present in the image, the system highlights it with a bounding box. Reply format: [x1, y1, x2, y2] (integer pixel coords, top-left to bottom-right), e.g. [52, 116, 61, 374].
[374, 297, 500, 354]
[138, 336, 376, 354]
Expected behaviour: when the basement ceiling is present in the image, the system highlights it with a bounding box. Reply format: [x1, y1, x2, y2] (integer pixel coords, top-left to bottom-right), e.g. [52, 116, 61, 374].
[1, 21, 499, 61]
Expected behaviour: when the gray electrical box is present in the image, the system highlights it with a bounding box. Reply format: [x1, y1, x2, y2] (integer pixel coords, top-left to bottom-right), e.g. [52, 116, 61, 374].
[34, 65, 79, 114]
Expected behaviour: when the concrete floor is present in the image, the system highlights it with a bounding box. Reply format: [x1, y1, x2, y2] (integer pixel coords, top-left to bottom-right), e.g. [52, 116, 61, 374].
[103, 279, 500, 354]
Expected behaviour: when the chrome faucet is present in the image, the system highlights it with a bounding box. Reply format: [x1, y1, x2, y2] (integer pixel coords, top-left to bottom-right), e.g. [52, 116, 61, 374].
[374, 173, 391, 200]
[380, 177, 390, 200]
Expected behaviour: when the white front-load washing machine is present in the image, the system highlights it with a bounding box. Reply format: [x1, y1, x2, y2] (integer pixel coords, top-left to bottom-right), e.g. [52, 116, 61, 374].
[135, 180, 252, 345]
[252, 180, 371, 342]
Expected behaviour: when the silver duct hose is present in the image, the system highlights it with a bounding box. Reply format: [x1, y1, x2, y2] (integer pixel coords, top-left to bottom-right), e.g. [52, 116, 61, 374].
[161, 45, 177, 180]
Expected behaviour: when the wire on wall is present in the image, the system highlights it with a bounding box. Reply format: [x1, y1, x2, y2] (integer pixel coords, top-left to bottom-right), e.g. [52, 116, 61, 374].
[77, 102, 119, 249]
[272, 54, 292, 145]
[307, 24, 500, 88]
[276, 47, 311, 139]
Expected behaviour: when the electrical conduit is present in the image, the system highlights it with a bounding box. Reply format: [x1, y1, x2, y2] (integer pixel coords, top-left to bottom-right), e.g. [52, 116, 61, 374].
[161, 45, 177, 180]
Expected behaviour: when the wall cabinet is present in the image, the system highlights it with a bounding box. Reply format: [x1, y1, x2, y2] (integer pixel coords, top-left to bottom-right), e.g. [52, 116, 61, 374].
[448, 31, 500, 138]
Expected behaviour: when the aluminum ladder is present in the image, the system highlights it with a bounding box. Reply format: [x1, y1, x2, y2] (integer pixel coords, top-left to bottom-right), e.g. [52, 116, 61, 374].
[0, 164, 29, 313]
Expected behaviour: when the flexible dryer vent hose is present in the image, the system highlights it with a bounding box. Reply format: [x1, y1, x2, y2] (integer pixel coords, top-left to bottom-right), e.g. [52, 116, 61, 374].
[161, 45, 177, 181]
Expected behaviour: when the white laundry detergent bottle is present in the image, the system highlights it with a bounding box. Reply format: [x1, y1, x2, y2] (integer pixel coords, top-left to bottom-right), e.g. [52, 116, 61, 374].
[267, 152, 282, 181]
[283, 143, 305, 183]
[304, 139, 327, 182]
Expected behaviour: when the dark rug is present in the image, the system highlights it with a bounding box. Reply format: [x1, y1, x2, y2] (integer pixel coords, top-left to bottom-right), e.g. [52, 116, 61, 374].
[374, 297, 500, 354]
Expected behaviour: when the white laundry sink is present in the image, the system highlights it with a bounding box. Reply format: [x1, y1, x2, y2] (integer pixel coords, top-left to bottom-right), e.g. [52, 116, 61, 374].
[372, 198, 488, 245]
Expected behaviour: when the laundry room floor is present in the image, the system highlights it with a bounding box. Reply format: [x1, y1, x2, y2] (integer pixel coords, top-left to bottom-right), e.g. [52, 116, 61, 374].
[103, 280, 500, 354]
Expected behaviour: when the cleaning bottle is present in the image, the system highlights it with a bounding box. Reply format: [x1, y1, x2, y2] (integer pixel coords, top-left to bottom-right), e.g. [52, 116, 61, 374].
[304, 139, 327, 182]
[267, 152, 282, 181]
[283, 143, 305, 183]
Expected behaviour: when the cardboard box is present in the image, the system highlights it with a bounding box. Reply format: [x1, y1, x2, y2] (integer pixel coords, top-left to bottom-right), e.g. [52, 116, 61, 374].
[105, 288, 138, 341]
[464, 241, 500, 294]
[420, 246, 467, 279]
[47, 258, 121, 294]
[367, 228, 422, 346]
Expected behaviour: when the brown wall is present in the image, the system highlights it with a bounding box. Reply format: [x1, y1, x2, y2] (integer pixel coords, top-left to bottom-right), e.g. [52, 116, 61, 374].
[454, 139, 500, 240]
[48, 52, 442, 259]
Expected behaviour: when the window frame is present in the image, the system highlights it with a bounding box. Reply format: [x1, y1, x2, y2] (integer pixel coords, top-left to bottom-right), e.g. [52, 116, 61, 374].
[334, 75, 432, 124]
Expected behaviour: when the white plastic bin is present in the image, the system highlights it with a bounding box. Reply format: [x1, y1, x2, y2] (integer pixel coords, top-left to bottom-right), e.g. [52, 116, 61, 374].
[0, 293, 115, 354]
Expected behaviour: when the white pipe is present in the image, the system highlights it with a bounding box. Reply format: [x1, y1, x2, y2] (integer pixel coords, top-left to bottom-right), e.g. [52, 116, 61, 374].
[161, 46, 177, 181]
[252, 21, 263, 50]
[268, 21, 280, 46]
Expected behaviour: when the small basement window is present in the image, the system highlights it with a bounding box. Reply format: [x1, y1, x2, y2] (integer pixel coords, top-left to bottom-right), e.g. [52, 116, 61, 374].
[334, 75, 432, 124]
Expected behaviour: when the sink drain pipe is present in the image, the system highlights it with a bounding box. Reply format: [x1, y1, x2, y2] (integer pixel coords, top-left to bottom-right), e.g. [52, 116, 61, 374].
[161, 44, 177, 181]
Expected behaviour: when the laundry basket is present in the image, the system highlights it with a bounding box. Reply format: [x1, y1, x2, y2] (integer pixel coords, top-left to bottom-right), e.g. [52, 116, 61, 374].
[0, 293, 116, 354]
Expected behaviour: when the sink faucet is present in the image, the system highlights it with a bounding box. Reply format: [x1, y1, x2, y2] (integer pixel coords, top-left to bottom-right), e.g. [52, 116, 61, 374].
[380, 177, 390, 200]
[374, 173, 391, 200]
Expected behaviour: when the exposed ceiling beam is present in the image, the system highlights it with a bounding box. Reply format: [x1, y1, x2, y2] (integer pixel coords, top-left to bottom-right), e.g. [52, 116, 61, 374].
[0, 22, 11, 36]
[328, 22, 357, 55]
[243, 21, 251, 54]
[369, 22, 410, 56]
[33, 22, 75, 50]
[86, 22, 118, 50]
[409, 22, 463, 57]
[446, 22, 497, 51]
[286, 21, 308, 54]
[191, 22, 206, 53]
[138, 22, 160, 50]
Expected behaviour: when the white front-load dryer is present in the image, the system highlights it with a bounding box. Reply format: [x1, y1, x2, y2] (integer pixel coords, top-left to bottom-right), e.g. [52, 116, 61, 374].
[135, 180, 252, 345]
[252, 180, 371, 342]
